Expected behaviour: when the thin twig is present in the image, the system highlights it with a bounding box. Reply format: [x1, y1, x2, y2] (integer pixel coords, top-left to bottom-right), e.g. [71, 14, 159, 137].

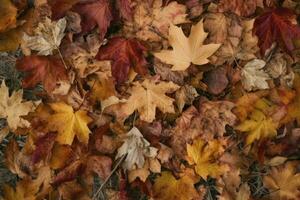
[56, 46, 69, 70]
[92, 155, 126, 200]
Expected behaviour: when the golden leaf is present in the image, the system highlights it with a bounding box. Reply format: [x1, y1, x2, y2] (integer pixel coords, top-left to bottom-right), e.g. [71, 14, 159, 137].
[48, 102, 92, 145]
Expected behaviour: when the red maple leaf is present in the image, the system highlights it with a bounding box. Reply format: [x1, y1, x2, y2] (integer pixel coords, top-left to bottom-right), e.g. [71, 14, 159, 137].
[96, 37, 148, 83]
[253, 8, 300, 55]
[16, 55, 68, 93]
[72, 0, 113, 40]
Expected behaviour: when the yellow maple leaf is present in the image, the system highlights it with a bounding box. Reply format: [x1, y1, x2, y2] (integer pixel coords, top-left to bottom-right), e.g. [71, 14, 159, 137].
[186, 138, 228, 179]
[153, 171, 199, 200]
[0, 0, 17, 33]
[235, 99, 278, 145]
[117, 79, 179, 122]
[154, 20, 221, 71]
[48, 102, 92, 145]
[263, 162, 300, 200]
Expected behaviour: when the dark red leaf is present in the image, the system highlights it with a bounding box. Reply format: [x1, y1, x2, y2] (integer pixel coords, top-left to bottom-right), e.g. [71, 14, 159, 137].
[32, 132, 57, 164]
[96, 37, 148, 83]
[72, 0, 112, 40]
[16, 55, 68, 93]
[253, 8, 300, 55]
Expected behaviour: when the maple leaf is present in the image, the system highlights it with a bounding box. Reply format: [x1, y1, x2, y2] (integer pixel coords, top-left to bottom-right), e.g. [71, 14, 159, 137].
[115, 127, 158, 170]
[16, 55, 68, 93]
[113, 79, 179, 122]
[187, 138, 228, 179]
[263, 162, 300, 200]
[235, 100, 278, 145]
[153, 170, 199, 200]
[241, 59, 270, 91]
[253, 8, 300, 55]
[154, 20, 221, 71]
[0, 81, 40, 131]
[72, 0, 112, 40]
[0, 0, 17, 33]
[96, 37, 148, 83]
[23, 17, 67, 56]
[48, 102, 93, 145]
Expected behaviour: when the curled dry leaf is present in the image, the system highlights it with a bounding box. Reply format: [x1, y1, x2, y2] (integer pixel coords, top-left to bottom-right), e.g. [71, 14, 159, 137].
[218, 0, 263, 17]
[0, 0, 17, 33]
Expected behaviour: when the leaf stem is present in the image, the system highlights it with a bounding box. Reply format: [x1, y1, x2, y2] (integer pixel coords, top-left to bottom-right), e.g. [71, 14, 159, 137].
[92, 155, 126, 200]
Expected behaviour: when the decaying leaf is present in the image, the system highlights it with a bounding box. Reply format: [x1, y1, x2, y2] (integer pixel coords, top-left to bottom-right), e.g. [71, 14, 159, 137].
[0, 81, 40, 131]
[116, 127, 158, 170]
[241, 59, 270, 91]
[23, 17, 67, 56]
[154, 20, 221, 71]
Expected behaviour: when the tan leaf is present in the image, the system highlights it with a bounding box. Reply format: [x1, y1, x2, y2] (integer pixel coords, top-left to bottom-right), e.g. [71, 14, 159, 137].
[154, 20, 221, 71]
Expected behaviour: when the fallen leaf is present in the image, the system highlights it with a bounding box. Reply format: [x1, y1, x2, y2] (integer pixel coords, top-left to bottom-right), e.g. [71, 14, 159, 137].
[86, 155, 112, 179]
[96, 37, 148, 83]
[16, 55, 68, 93]
[203, 66, 229, 95]
[153, 171, 199, 200]
[187, 138, 228, 179]
[175, 85, 198, 112]
[116, 0, 133, 21]
[72, 0, 112, 40]
[241, 59, 270, 91]
[154, 20, 221, 71]
[235, 100, 278, 145]
[115, 127, 158, 170]
[0, 81, 40, 131]
[113, 79, 179, 122]
[22, 17, 67, 56]
[49, 0, 80, 20]
[263, 162, 300, 200]
[48, 102, 93, 145]
[253, 8, 300, 55]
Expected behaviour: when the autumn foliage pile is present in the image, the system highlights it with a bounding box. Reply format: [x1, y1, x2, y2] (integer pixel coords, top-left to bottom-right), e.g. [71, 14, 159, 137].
[1, 0, 300, 200]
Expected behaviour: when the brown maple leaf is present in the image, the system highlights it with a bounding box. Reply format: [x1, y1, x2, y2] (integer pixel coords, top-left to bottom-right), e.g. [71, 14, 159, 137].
[16, 55, 68, 93]
[96, 37, 148, 83]
[72, 0, 112, 40]
[253, 8, 300, 55]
